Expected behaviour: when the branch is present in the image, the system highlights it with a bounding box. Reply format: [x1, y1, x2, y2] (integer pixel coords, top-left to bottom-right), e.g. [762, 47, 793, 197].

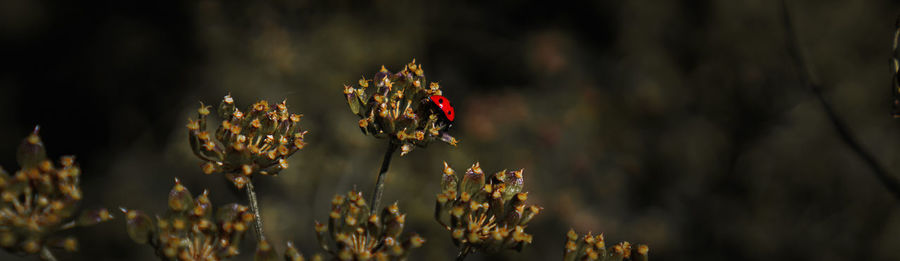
[781, 0, 900, 200]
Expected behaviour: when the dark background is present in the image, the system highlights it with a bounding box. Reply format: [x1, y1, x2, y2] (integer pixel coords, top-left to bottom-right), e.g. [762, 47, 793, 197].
[2, 0, 900, 260]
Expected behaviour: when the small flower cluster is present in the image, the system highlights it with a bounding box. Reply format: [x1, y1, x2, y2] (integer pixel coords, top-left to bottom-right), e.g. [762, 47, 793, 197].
[122, 178, 254, 260]
[187, 94, 307, 188]
[314, 189, 424, 260]
[254, 239, 323, 261]
[343, 60, 457, 155]
[0, 127, 113, 256]
[563, 229, 648, 261]
[434, 162, 541, 254]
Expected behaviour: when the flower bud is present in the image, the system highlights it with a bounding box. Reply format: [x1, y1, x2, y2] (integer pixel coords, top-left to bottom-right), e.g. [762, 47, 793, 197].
[122, 209, 152, 244]
[16, 126, 46, 169]
[460, 163, 485, 199]
[168, 178, 194, 212]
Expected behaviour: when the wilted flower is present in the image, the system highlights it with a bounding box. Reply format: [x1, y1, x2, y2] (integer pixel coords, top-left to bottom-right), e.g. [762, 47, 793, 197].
[563, 229, 648, 261]
[187, 94, 308, 188]
[0, 127, 113, 257]
[434, 162, 541, 255]
[121, 178, 254, 260]
[343, 60, 457, 156]
[313, 189, 424, 260]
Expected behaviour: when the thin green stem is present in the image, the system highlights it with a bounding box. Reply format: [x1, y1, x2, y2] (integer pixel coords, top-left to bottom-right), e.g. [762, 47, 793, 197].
[246, 179, 264, 242]
[40, 247, 57, 261]
[371, 141, 398, 215]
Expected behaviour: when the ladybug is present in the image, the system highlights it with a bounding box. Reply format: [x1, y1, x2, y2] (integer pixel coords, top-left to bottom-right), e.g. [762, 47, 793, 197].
[428, 95, 455, 126]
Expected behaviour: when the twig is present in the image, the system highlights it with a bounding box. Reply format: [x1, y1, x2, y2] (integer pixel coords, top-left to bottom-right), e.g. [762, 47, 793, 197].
[39, 247, 57, 261]
[781, 0, 900, 200]
[246, 179, 265, 242]
[371, 141, 399, 215]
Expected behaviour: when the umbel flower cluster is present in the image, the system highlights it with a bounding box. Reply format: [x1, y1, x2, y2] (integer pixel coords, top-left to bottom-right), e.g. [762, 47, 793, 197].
[434, 162, 541, 255]
[187, 94, 308, 188]
[121, 178, 255, 260]
[564, 229, 648, 261]
[0, 127, 113, 256]
[314, 189, 425, 260]
[343, 60, 457, 156]
[254, 239, 322, 261]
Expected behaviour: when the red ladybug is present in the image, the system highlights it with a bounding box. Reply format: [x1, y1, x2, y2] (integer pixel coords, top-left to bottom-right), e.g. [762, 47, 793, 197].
[429, 95, 455, 124]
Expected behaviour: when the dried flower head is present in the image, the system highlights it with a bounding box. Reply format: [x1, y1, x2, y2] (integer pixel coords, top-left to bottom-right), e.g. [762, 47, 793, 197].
[343, 60, 458, 156]
[0, 127, 113, 256]
[563, 229, 648, 261]
[253, 239, 324, 261]
[434, 162, 540, 255]
[313, 189, 424, 260]
[121, 178, 254, 260]
[187, 94, 307, 188]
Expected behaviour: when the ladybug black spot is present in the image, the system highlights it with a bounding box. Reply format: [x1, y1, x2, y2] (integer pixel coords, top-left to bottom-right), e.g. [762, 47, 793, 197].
[438, 98, 444, 103]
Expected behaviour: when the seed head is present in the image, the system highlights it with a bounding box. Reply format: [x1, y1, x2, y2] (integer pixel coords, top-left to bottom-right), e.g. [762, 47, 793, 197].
[343, 60, 457, 156]
[187, 95, 307, 188]
[434, 162, 539, 255]
[313, 189, 424, 260]
[0, 127, 113, 257]
[563, 229, 649, 261]
[121, 179, 254, 260]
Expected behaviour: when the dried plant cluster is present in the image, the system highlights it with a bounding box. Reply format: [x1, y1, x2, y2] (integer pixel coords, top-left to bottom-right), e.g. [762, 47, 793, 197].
[0, 59, 653, 260]
[254, 239, 322, 261]
[313, 190, 425, 260]
[563, 229, 648, 261]
[343, 60, 457, 156]
[187, 94, 308, 188]
[0, 127, 112, 257]
[121, 179, 255, 260]
[434, 162, 541, 256]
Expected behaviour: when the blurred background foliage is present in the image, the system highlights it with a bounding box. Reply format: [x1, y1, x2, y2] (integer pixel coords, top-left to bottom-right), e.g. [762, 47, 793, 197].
[1, 0, 900, 260]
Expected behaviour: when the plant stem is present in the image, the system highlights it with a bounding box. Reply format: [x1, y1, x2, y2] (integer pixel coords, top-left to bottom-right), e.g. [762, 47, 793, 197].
[246, 179, 264, 242]
[40, 247, 57, 261]
[371, 141, 398, 215]
[456, 247, 470, 261]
